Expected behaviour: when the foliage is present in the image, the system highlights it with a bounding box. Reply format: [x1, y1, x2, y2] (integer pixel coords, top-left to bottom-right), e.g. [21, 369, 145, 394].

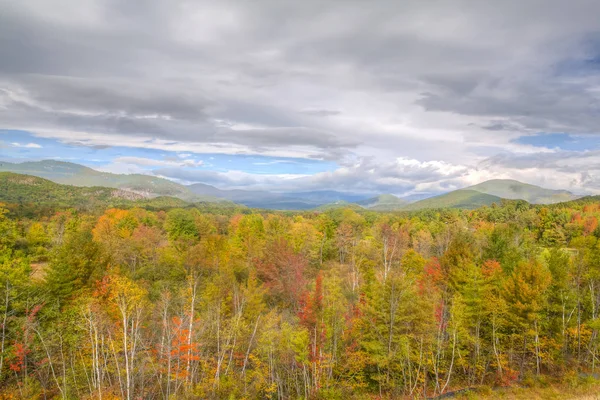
[1, 191, 600, 398]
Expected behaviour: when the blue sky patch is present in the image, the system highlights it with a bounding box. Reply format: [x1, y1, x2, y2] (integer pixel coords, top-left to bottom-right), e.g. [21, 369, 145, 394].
[513, 133, 600, 151]
[0, 130, 337, 180]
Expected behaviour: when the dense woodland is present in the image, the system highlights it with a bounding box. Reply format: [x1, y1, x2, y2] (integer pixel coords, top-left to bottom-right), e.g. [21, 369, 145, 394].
[3, 196, 600, 399]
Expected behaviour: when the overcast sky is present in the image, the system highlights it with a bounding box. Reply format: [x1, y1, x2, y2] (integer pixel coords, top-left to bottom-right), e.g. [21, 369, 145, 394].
[2, 0, 600, 196]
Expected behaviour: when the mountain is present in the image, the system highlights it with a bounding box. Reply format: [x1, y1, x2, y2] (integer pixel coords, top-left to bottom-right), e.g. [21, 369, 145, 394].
[0, 172, 144, 208]
[402, 189, 503, 211]
[402, 179, 580, 211]
[0, 160, 222, 202]
[314, 200, 363, 211]
[356, 194, 408, 211]
[187, 184, 370, 210]
[466, 179, 578, 204]
[0, 172, 244, 217]
[399, 193, 435, 203]
[0, 160, 371, 210]
[285, 190, 368, 204]
[187, 183, 317, 210]
[0, 161, 578, 211]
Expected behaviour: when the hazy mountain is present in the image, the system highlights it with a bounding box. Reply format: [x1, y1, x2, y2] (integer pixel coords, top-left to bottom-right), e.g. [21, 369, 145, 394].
[356, 194, 408, 211]
[399, 193, 435, 203]
[467, 179, 578, 204]
[0, 160, 222, 202]
[285, 190, 369, 204]
[402, 189, 503, 211]
[187, 183, 316, 210]
[0, 161, 580, 210]
[0, 160, 371, 209]
[187, 183, 370, 210]
[401, 180, 579, 211]
[314, 200, 363, 211]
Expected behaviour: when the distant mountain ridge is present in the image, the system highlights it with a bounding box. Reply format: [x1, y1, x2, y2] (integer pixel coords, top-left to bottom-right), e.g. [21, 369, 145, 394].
[187, 183, 317, 209]
[402, 190, 503, 211]
[0, 160, 581, 210]
[0, 160, 222, 202]
[466, 179, 577, 204]
[392, 180, 579, 211]
[0, 160, 371, 210]
[0, 172, 236, 213]
[356, 194, 408, 211]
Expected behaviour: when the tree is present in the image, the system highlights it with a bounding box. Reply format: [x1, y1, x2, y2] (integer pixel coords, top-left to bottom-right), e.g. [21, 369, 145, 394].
[46, 219, 101, 302]
[256, 238, 307, 309]
[503, 260, 551, 376]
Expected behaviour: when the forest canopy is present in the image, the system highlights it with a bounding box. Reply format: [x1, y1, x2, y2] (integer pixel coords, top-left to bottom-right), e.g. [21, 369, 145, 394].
[2, 194, 600, 398]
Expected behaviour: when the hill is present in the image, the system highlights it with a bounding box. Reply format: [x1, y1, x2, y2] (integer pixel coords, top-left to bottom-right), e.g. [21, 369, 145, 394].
[188, 184, 368, 210]
[467, 179, 578, 204]
[356, 194, 408, 211]
[399, 179, 580, 211]
[0, 161, 372, 209]
[0, 172, 145, 208]
[187, 183, 318, 210]
[314, 200, 363, 211]
[285, 190, 367, 204]
[0, 160, 221, 202]
[0, 172, 244, 217]
[402, 189, 503, 210]
[0, 162, 579, 211]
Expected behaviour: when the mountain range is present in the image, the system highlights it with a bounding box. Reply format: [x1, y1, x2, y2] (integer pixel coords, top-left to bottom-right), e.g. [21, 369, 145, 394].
[0, 160, 218, 202]
[0, 160, 582, 210]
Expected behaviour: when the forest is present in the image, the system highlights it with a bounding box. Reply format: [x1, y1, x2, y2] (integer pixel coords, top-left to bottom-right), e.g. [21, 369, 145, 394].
[2, 196, 600, 399]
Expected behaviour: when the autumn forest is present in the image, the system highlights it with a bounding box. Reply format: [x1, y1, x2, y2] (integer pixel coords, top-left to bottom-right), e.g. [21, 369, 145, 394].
[2, 197, 600, 399]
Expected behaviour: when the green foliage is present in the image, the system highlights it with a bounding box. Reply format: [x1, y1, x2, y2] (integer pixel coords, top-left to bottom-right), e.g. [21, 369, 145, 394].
[2, 188, 600, 398]
[0, 160, 223, 202]
[165, 208, 200, 241]
[0, 172, 242, 218]
[403, 189, 503, 211]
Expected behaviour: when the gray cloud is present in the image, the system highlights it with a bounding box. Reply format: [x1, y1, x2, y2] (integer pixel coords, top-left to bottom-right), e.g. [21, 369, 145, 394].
[3, 0, 600, 191]
[418, 77, 600, 134]
[299, 109, 341, 117]
[479, 150, 600, 173]
[15, 76, 210, 121]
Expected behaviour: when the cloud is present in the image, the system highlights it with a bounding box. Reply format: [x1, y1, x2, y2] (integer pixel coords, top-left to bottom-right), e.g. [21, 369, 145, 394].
[2, 0, 600, 192]
[156, 156, 475, 194]
[113, 156, 203, 168]
[299, 109, 341, 117]
[11, 142, 42, 148]
[155, 167, 305, 187]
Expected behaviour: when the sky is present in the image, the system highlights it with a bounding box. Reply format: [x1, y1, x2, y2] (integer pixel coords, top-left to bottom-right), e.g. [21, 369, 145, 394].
[2, 0, 600, 196]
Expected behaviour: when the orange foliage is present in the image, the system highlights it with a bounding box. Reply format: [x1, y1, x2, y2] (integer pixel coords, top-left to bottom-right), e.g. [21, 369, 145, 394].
[482, 259, 502, 277]
[584, 216, 598, 236]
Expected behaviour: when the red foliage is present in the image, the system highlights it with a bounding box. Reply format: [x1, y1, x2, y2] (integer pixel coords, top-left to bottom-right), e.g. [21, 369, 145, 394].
[255, 238, 308, 307]
[418, 257, 444, 295]
[156, 316, 201, 379]
[584, 216, 598, 236]
[27, 303, 43, 324]
[93, 275, 112, 298]
[228, 214, 244, 231]
[9, 342, 29, 372]
[298, 272, 326, 370]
